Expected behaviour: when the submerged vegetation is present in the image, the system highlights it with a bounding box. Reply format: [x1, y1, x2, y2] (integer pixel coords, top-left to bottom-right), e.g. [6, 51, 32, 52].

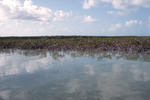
[0, 36, 150, 53]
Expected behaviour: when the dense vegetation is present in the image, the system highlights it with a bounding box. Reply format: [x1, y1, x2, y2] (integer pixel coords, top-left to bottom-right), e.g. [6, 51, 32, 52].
[0, 36, 150, 53]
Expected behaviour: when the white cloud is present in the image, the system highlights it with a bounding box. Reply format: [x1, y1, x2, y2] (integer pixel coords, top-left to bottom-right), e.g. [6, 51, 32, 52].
[0, 0, 52, 22]
[53, 10, 72, 21]
[83, 0, 150, 12]
[101, 0, 150, 10]
[83, 0, 97, 9]
[109, 23, 122, 31]
[107, 10, 127, 16]
[109, 20, 143, 31]
[125, 20, 143, 27]
[0, 0, 72, 23]
[83, 16, 98, 23]
[109, 24, 122, 31]
[0, 23, 4, 26]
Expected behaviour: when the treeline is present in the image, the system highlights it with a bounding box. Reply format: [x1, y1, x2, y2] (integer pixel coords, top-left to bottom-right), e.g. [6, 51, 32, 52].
[0, 36, 150, 53]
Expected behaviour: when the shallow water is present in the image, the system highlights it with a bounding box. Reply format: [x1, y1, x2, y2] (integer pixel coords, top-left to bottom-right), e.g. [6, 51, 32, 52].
[0, 50, 150, 100]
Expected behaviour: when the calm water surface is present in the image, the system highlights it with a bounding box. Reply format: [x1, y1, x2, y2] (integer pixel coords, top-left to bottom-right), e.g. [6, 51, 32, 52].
[0, 50, 150, 100]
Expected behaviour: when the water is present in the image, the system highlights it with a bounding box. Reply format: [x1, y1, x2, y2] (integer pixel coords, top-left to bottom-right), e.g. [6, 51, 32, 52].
[0, 50, 150, 100]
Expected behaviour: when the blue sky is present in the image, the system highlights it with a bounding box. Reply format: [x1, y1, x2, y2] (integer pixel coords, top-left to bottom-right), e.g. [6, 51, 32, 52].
[0, 0, 150, 36]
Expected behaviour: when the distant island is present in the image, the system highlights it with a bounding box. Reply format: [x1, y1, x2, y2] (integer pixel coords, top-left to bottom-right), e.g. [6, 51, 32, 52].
[0, 36, 150, 53]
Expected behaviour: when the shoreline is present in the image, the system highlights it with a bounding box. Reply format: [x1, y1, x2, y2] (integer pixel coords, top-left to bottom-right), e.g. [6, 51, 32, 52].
[0, 36, 150, 53]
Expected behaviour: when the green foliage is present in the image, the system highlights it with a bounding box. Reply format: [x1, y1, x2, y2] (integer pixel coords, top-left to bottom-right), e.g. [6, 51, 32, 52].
[0, 36, 150, 52]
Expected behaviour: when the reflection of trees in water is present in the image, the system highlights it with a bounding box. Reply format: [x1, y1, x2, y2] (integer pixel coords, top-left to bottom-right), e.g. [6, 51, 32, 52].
[0, 50, 150, 100]
[20, 50, 65, 60]
[97, 53, 112, 61]
[49, 51, 65, 60]
[0, 49, 14, 54]
[22, 50, 47, 58]
[4, 57, 150, 100]
[116, 53, 150, 62]
[70, 51, 113, 60]
[70, 51, 150, 62]
[0, 50, 150, 62]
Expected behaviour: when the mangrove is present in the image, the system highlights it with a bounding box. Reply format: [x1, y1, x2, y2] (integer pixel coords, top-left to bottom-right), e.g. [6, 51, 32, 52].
[0, 36, 150, 53]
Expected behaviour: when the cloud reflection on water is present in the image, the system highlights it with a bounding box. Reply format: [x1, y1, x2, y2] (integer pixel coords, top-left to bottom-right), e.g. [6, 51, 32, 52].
[0, 50, 150, 100]
[0, 50, 53, 77]
[84, 64, 95, 75]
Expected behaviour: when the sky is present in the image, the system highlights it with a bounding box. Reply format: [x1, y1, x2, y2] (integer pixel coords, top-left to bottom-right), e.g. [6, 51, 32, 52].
[0, 0, 150, 36]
